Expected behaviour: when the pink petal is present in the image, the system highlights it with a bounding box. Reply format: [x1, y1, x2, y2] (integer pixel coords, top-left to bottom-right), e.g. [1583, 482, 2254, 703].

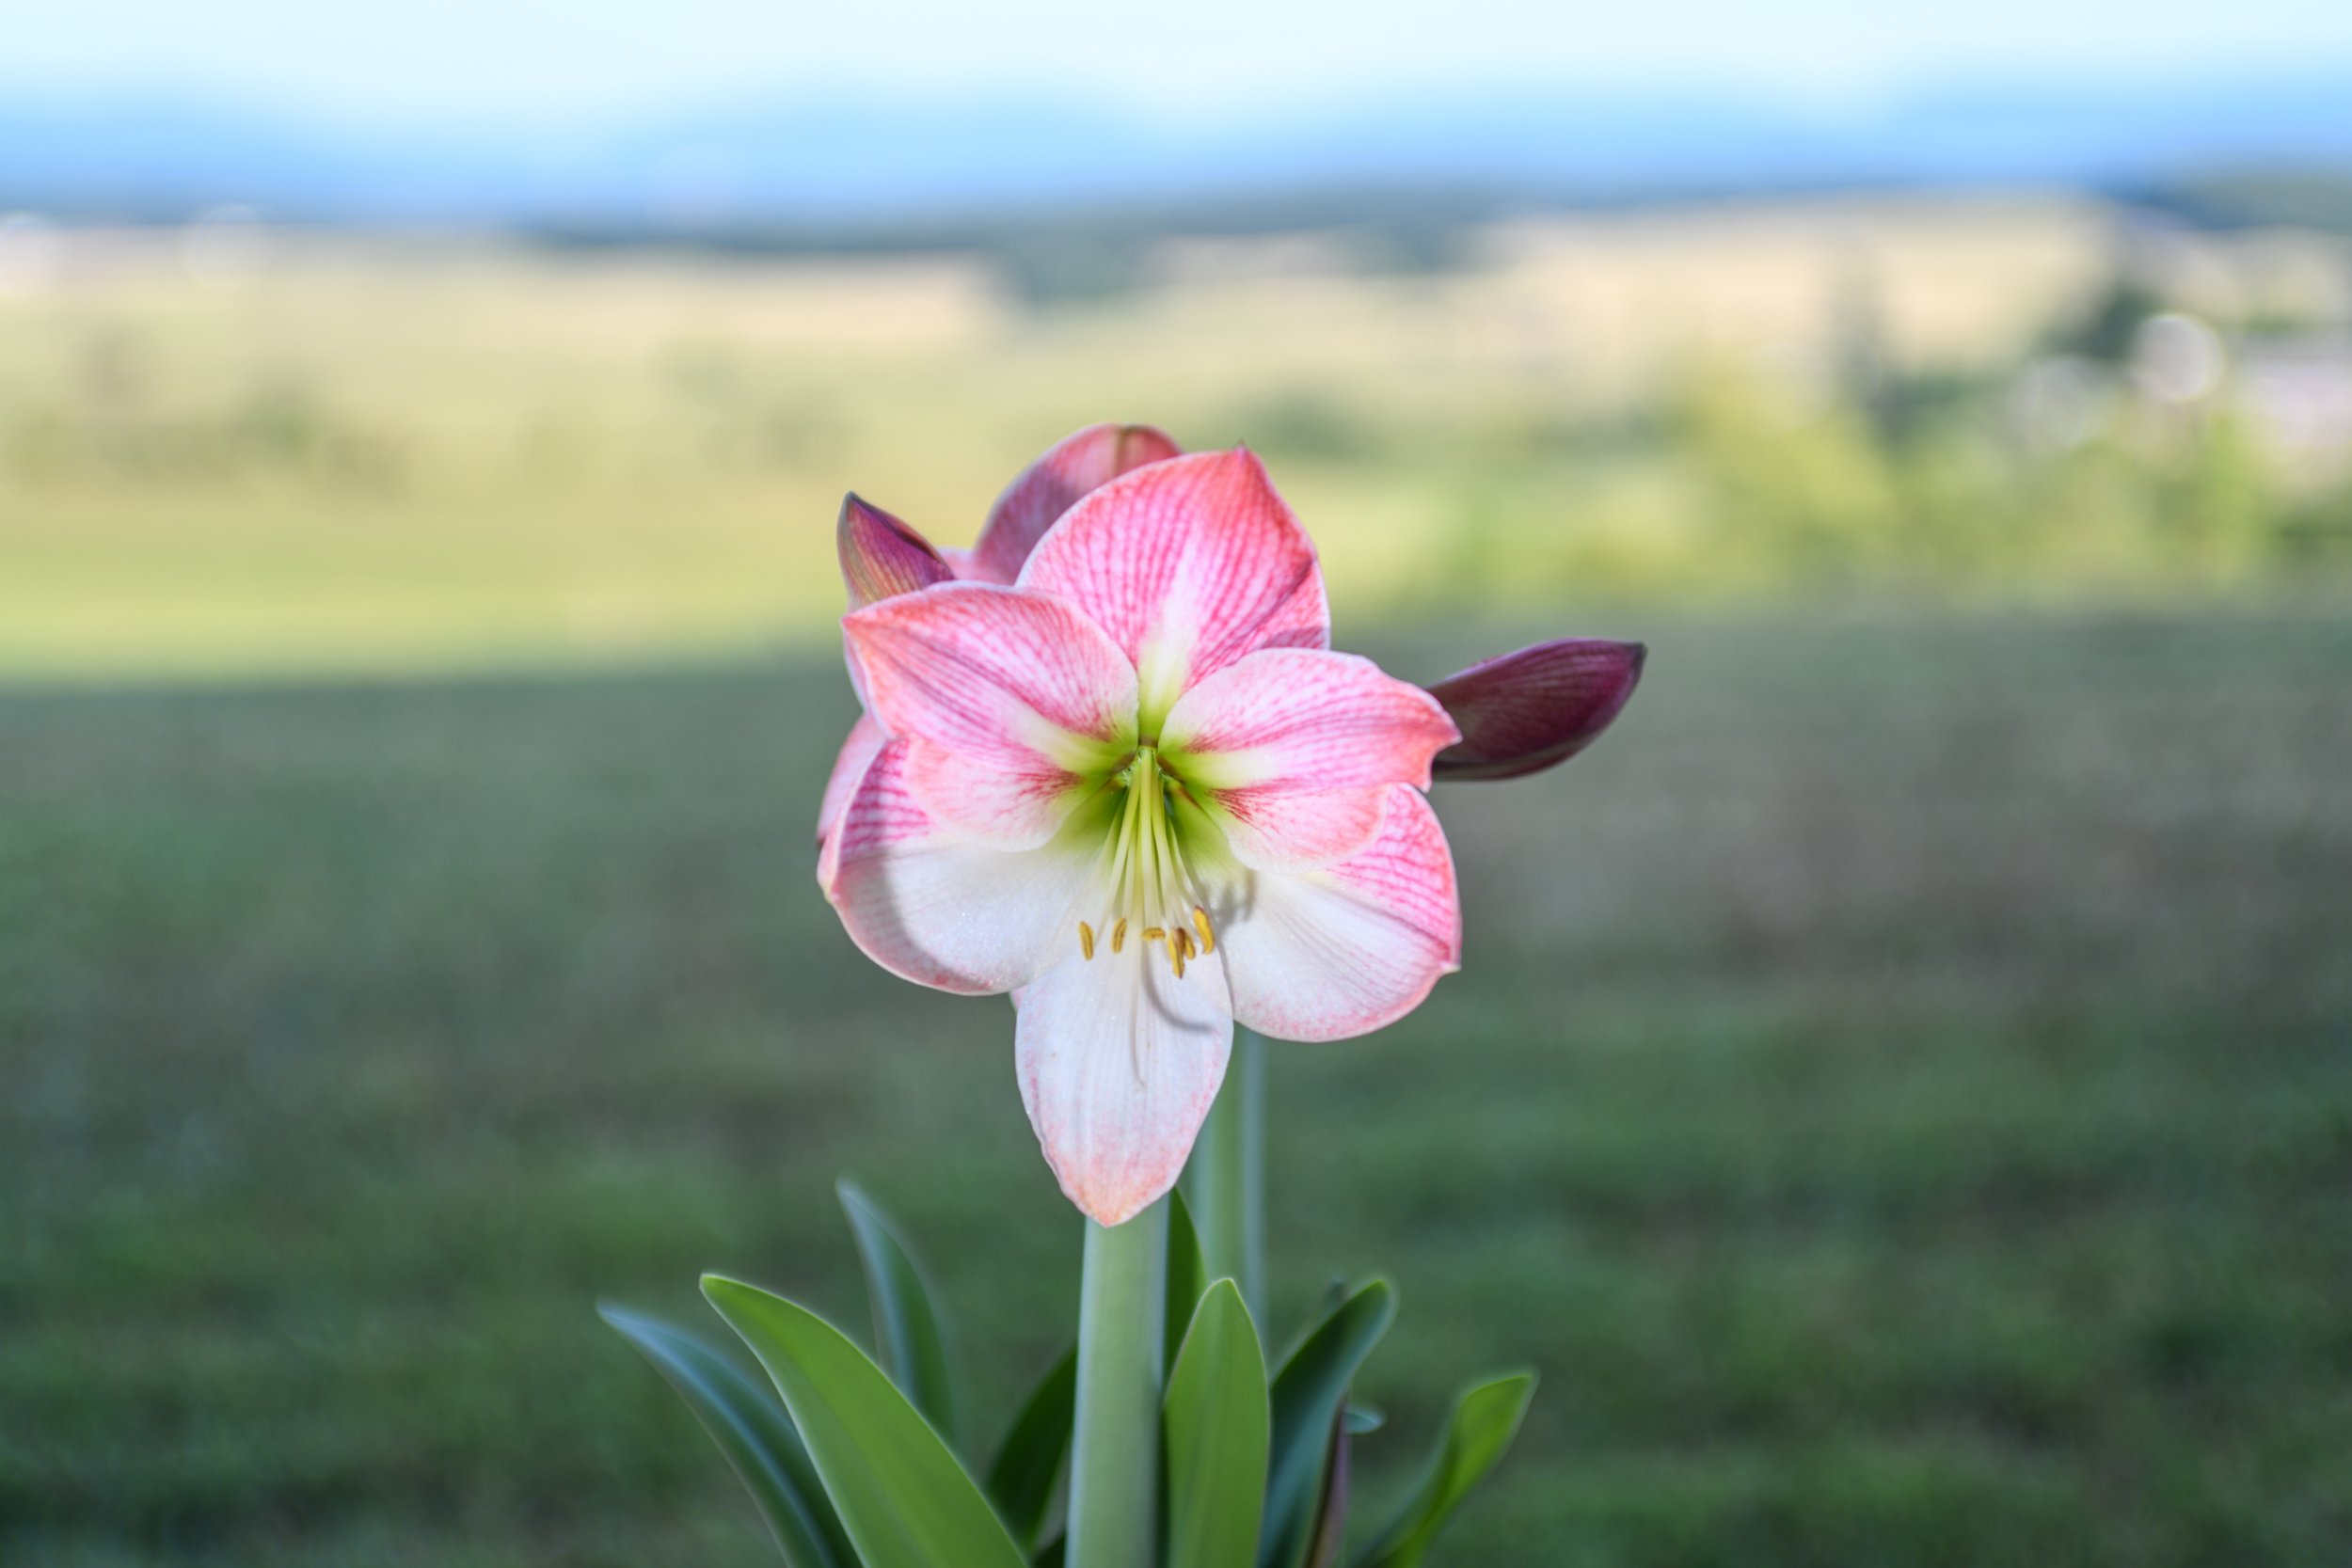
[837, 494, 954, 609]
[898, 739, 1097, 848]
[844, 583, 1138, 847]
[1426, 640, 1646, 783]
[1161, 648, 1459, 869]
[1018, 449, 1328, 720]
[825, 739, 1102, 995]
[964, 423, 1184, 586]
[1197, 784, 1392, 874]
[1016, 943, 1233, 1226]
[1164, 650, 1460, 789]
[1218, 784, 1461, 1042]
[816, 713, 887, 852]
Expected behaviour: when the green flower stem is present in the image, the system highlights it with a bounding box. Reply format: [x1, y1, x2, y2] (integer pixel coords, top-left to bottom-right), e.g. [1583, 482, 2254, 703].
[1067, 1196, 1168, 1568]
[1188, 1027, 1266, 1323]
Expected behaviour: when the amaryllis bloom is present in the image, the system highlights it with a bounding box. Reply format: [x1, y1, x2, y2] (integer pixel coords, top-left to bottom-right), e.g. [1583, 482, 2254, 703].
[816, 423, 1181, 857]
[818, 426, 1642, 1226]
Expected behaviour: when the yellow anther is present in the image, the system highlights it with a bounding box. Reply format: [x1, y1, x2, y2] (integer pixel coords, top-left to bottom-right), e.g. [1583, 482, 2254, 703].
[1174, 927, 1195, 960]
[1191, 907, 1216, 954]
[1142, 927, 1166, 943]
[1171, 943, 1186, 979]
[1111, 917, 1128, 953]
[1078, 921, 1096, 960]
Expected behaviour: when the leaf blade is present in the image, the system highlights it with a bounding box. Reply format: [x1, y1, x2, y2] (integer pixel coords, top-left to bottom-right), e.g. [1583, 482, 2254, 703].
[984, 1344, 1078, 1551]
[1164, 1279, 1270, 1568]
[838, 1178, 962, 1446]
[1350, 1372, 1538, 1568]
[1306, 1406, 1352, 1568]
[703, 1275, 1029, 1568]
[597, 1304, 854, 1568]
[1260, 1278, 1396, 1568]
[1165, 1185, 1211, 1378]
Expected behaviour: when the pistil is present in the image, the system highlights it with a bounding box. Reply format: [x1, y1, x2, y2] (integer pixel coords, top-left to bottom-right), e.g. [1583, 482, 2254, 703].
[1076, 746, 1216, 974]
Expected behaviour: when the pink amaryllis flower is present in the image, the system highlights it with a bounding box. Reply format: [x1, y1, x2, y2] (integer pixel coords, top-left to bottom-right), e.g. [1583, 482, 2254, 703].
[816, 423, 1182, 858]
[818, 426, 1642, 1226]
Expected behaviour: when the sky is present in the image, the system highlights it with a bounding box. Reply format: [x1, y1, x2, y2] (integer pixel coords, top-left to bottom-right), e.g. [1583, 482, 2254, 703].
[11, 0, 2352, 122]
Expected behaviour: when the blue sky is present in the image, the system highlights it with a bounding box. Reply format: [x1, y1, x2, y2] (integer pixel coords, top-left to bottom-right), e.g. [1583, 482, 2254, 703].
[14, 0, 2352, 121]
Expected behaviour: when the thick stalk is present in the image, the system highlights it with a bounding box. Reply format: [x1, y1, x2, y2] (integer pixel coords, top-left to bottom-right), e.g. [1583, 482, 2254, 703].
[1066, 1198, 1168, 1568]
[1187, 1028, 1266, 1323]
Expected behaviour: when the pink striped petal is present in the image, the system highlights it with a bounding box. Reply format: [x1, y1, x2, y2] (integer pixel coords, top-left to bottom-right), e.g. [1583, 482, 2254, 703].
[1016, 944, 1232, 1226]
[816, 712, 887, 851]
[1162, 648, 1458, 868]
[837, 494, 954, 609]
[898, 739, 1097, 847]
[825, 739, 1104, 994]
[1018, 450, 1328, 721]
[1217, 785, 1461, 1042]
[1198, 784, 1393, 874]
[1165, 650, 1459, 790]
[1427, 640, 1646, 782]
[844, 583, 1138, 847]
[965, 423, 1184, 586]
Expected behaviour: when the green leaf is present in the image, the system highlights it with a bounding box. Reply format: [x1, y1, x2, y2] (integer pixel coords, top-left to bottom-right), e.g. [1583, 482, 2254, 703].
[838, 1178, 961, 1446]
[1343, 1404, 1386, 1436]
[1306, 1407, 1352, 1568]
[597, 1305, 854, 1568]
[703, 1275, 1029, 1568]
[1165, 1186, 1210, 1378]
[1349, 1372, 1538, 1568]
[1275, 1277, 1352, 1370]
[984, 1345, 1077, 1551]
[1163, 1279, 1270, 1568]
[1259, 1278, 1396, 1568]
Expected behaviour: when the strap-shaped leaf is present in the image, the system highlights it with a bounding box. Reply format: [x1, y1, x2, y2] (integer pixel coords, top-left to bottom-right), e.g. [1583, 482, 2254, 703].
[1275, 1277, 1352, 1370]
[1349, 1372, 1537, 1568]
[1306, 1406, 1351, 1568]
[1165, 1187, 1210, 1378]
[984, 1345, 1077, 1551]
[597, 1305, 855, 1568]
[703, 1275, 1029, 1568]
[838, 1178, 961, 1445]
[1259, 1278, 1395, 1568]
[1164, 1280, 1269, 1568]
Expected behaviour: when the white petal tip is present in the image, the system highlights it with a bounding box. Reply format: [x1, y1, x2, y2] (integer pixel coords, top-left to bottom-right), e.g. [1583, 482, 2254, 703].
[1064, 1177, 1176, 1229]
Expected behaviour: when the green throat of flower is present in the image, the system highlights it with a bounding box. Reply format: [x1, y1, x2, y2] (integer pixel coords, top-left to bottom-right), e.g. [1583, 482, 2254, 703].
[1077, 745, 1217, 977]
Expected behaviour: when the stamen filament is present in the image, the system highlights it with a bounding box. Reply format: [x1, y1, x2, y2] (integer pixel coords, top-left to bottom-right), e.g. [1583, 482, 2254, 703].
[1089, 745, 1216, 979]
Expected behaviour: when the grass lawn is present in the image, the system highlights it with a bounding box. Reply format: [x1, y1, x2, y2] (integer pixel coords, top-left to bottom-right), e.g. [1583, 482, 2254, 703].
[4, 607, 2351, 1566]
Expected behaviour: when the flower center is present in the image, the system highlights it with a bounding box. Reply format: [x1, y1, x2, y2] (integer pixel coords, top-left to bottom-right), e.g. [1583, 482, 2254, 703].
[1074, 745, 1216, 976]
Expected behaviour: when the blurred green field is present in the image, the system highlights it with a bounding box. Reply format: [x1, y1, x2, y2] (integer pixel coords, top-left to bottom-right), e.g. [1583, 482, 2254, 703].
[6, 609, 2351, 1566]
[5, 207, 2349, 679]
